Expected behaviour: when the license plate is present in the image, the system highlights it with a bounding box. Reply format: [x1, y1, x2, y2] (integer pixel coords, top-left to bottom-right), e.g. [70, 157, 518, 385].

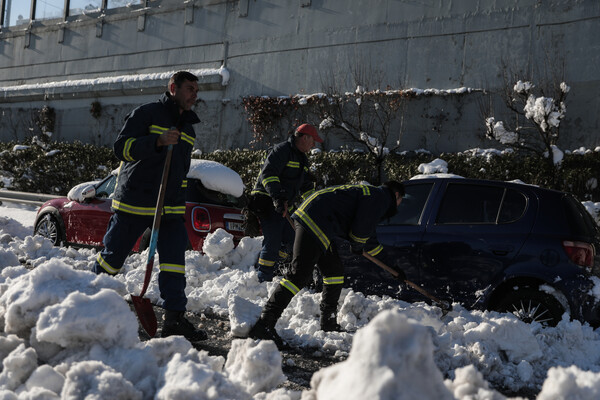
[226, 221, 244, 232]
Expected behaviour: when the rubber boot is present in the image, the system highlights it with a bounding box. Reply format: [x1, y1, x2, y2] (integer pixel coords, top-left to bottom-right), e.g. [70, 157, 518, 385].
[161, 310, 208, 342]
[320, 283, 343, 332]
[249, 286, 294, 348]
[320, 307, 342, 332]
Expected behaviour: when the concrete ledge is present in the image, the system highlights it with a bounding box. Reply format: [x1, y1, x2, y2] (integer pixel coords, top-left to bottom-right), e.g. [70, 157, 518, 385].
[0, 67, 228, 103]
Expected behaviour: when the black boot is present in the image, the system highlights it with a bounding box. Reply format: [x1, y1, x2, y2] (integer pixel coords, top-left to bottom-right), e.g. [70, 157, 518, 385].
[248, 285, 295, 348]
[161, 310, 208, 342]
[248, 313, 286, 348]
[320, 283, 343, 332]
[320, 309, 343, 332]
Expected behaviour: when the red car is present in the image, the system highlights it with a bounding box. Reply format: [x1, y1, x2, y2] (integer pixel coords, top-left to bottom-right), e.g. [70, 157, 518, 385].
[33, 160, 246, 252]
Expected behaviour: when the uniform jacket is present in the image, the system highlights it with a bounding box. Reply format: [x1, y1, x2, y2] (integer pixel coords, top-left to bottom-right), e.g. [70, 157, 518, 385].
[111, 92, 200, 218]
[252, 136, 314, 204]
[292, 184, 397, 254]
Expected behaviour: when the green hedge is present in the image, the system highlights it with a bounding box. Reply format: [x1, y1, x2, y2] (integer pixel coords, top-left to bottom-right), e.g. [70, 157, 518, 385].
[0, 141, 118, 194]
[1, 141, 599, 202]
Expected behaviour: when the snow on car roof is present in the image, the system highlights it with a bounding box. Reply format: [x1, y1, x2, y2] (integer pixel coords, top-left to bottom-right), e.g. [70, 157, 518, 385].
[187, 159, 245, 198]
[410, 173, 464, 180]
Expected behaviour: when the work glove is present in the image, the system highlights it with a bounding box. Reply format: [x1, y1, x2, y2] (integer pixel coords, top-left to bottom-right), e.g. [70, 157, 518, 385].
[256, 265, 274, 283]
[273, 198, 287, 215]
[350, 242, 364, 255]
[392, 266, 406, 282]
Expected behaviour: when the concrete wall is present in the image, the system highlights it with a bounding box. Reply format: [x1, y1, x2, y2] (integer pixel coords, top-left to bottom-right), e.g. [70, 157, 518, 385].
[0, 0, 598, 152]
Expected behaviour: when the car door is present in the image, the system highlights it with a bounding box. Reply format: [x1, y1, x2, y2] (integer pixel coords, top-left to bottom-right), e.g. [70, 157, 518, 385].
[377, 181, 436, 275]
[419, 181, 532, 306]
[343, 181, 436, 300]
[64, 175, 115, 246]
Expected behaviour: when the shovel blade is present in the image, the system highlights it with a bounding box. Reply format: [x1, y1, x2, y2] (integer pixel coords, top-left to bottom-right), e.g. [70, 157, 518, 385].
[131, 295, 157, 338]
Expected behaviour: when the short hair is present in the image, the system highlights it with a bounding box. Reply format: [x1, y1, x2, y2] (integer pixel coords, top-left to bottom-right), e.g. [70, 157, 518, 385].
[384, 180, 405, 197]
[169, 71, 198, 88]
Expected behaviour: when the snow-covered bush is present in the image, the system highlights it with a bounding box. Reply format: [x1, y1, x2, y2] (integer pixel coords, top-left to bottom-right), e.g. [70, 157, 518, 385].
[485, 80, 570, 163]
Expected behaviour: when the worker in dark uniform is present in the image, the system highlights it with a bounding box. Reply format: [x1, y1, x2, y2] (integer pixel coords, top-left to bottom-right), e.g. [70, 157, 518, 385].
[249, 181, 406, 346]
[250, 123, 322, 282]
[92, 71, 207, 342]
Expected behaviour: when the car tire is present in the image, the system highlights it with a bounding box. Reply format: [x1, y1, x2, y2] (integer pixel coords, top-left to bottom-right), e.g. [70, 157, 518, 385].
[493, 287, 566, 327]
[34, 214, 64, 246]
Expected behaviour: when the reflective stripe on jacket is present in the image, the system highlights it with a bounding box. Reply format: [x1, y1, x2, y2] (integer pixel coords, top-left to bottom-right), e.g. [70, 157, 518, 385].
[112, 92, 200, 217]
[251, 137, 314, 203]
[292, 184, 396, 251]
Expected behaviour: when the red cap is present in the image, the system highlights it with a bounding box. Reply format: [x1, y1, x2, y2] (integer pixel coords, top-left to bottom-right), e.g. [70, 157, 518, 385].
[296, 123, 323, 143]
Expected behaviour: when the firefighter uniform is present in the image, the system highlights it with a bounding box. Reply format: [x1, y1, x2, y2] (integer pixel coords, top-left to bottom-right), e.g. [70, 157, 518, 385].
[250, 182, 402, 341]
[250, 134, 316, 281]
[93, 91, 199, 312]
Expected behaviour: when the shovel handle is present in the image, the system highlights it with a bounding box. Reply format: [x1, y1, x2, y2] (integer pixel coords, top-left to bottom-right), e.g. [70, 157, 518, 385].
[151, 144, 174, 236]
[139, 143, 173, 297]
[285, 214, 295, 229]
[362, 252, 449, 309]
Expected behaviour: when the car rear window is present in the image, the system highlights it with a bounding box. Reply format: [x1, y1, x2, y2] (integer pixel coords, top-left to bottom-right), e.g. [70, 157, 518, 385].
[186, 179, 245, 208]
[382, 183, 433, 225]
[436, 183, 527, 224]
[562, 194, 599, 237]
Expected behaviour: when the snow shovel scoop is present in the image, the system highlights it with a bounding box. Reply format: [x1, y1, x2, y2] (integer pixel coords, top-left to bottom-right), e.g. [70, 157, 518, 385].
[362, 252, 452, 314]
[131, 142, 174, 338]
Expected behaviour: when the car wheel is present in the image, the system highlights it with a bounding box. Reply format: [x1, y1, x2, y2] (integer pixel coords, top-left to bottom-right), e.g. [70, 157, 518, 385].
[493, 287, 566, 327]
[34, 214, 64, 246]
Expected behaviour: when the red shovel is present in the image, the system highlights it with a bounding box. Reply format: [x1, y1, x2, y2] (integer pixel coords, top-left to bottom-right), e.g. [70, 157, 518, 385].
[131, 143, 174, 337]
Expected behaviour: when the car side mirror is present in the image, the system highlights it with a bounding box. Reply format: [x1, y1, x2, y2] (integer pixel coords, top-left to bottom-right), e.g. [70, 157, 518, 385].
[68, 183, 97, 202]
[81, 185, 96, 200]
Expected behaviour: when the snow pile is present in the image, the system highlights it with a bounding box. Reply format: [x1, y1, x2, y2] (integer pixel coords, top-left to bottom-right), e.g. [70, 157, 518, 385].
[1, 192, 600, 398]
[0, 256, 288, 399]
[305, 310, 454, 400]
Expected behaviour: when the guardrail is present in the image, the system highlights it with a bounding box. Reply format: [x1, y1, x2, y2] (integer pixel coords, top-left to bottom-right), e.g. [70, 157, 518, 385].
[0, 190, 60, 207]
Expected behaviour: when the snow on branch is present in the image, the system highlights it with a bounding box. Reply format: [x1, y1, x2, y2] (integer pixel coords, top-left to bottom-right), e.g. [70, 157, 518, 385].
[485, 79, 570, 164]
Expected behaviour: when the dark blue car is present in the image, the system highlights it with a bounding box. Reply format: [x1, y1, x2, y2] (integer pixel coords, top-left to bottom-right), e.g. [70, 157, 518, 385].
[342, 177, 600, 327]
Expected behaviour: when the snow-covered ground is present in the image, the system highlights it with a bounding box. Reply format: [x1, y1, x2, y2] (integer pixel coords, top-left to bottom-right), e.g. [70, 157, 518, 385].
[1, 190, 600, 399]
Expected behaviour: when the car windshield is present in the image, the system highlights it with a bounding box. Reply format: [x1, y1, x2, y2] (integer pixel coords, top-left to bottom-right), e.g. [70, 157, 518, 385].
[95, 175, 117, 198]
[382, 182, 433, 225]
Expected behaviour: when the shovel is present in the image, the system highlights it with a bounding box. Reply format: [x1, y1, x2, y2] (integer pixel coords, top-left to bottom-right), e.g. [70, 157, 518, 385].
[131, 142, 174, 337]
[285, 214, 295, 229]
[362, 252, 452, 314]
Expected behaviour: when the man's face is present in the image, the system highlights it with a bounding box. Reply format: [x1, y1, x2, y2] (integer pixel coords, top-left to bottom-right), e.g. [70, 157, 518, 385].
[296, 134, 315, 153]
[170, 80, 199, 111]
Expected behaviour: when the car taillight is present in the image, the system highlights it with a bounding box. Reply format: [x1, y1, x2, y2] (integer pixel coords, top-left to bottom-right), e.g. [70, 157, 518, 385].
[562, 240, 595, 269]
[191, 207, 211, 232]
